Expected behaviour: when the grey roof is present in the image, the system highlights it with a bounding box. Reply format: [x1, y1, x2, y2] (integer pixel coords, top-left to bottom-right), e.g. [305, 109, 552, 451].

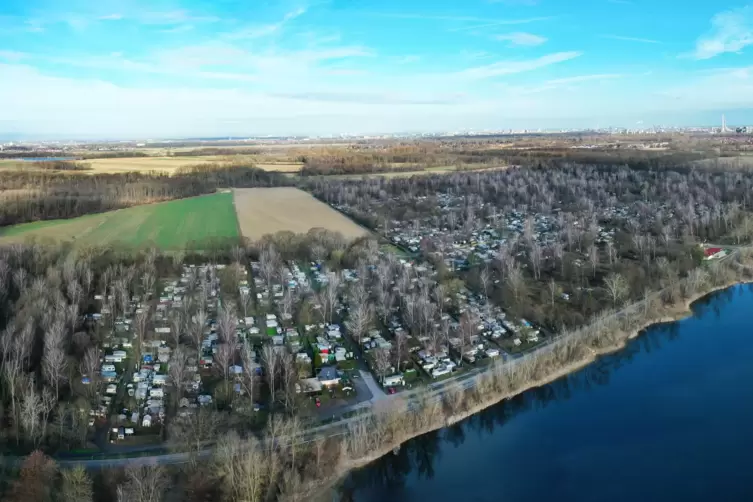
[318, 366, 339, 381]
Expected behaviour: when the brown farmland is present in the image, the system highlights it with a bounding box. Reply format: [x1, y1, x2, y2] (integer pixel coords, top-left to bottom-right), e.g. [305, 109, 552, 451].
[233, 187, 368, 241]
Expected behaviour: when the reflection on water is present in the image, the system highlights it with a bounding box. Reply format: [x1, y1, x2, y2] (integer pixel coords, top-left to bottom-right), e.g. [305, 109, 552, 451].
[341, 285, 753, 502]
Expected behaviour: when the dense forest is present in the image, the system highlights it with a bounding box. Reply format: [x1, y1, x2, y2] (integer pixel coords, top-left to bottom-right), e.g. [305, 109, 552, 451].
[309, 161, 753, 331]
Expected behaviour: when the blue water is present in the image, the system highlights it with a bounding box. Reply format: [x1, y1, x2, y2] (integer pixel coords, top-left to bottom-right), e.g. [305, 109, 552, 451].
[15, 157, 76, 162]
[343, 285, 753, 502]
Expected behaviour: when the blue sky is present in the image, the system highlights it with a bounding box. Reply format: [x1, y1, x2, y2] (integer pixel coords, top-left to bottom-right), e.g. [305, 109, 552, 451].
[1, 0, 753, 138]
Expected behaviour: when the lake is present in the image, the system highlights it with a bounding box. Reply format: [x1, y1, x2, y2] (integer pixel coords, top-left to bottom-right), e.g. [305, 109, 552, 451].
[341, 284, 753, 502]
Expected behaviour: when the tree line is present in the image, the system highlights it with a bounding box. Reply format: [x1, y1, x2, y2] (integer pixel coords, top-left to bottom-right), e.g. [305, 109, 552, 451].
[0, 165, 290, 227]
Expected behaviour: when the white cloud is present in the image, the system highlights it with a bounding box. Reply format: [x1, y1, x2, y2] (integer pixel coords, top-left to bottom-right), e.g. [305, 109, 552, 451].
[396, 55, 421, 64]
[602, 35, 659, 44]
[5, 61, 753, 137]
[0, 50, 28, 62]
[689, 6, 753, 60]
[545, 73, 624, 85]
[226, 7, 307, 40]
[160, 24, 194, 34]
[493, 32, 547, 46]
[456, 51, 581, 79]
[449, 17, 553, 32]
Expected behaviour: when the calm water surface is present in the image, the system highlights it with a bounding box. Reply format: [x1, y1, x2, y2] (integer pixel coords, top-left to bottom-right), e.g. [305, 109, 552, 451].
[341, 285, 753, 502]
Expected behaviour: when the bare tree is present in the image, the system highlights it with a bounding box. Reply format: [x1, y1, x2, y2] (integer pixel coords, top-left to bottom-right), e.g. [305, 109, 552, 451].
[217, 303, 237, 344]
[529, 244, 543, 280]
[215, 341, 235, 384]
[280, 288, 294, 321]
[20, 378, 44, 446]
[588, 244, 599, 277]
[262, 344, 280, 407]
[80, 347, 100, 398]
[168, 311, 183, 347]
[371, 347, 391, 383]
[141, 271, 155, 300]
[240, 343, 258, 399]
[280, 353, 299, 413]
[506, 264, 528, 304]
[259, 245, 280, 290]
[318, 272, 342, 323]
[168, 347, 190, 405]
[604, 273, 629, 308]
[191, 309, 207, 363]
[478, 266, 490, 299]
[43, 321, 67, 400]
[59, 466, 93, 502]
[116, 464, 169, 502]
[548, 278, 561, 308]
[433, 283, 446, 314]
[345, 302, 373, 345]
[5, 450, 58, 502]
[215, 433, 268, 502]
[239, 288, 252, 319]
[392, 331, 407, 372]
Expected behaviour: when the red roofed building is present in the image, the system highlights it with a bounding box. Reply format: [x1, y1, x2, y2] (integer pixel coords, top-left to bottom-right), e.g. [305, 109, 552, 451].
[704, 247, 725, 260]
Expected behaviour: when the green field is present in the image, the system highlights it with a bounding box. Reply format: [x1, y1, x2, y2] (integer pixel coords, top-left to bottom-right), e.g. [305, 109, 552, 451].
[0, 192, 240, 250]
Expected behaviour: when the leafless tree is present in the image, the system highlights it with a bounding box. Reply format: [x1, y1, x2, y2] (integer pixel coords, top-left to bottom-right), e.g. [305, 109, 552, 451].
[215, 432, 268, 502]
[80, 347, 100, 397]
[392, 331, 407, 372]
[116, 464, 169, 502]
[43, 321, 67, 400]
[433, 283, 446, 314]
[263, 344, 280, 407]
[604, 273, 629, 307]
[588, 244, 599, 276]
[20, 378, 44, 446]
[191, 309, 207, 362]
[217, 303, 237, 344]
[215, 341, 235, 384]
[168, 346, 190, 404]
[280, 288, 294, 321]
[458, 311, 477, 358]
[280, 353, 299, 413]
[240, 343, 258, 399]
[548, 278, 560, 308]
[260, 245, 280, 290]
[13, 267, 27, 294]
[168, 311, 183, 347]
[529, 244, 543, 280]
[59, 466, 93, 502]
[345, 302, 373, 345]
[239, 288, 252, 319]
[318, 271, 342, 323]
[478, 266, 491, 299]
[141, 271, 155, 299]
[372, 347, 391, 382]
[506, 264, 528, 304]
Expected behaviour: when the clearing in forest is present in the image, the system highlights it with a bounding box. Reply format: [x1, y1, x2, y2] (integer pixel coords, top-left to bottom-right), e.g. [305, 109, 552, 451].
[0, 192, 239, 250]
[233, 187, 368, 241]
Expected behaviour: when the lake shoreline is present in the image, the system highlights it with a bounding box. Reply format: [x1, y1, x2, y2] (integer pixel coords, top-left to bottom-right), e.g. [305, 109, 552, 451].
[313, 277, 753, 501]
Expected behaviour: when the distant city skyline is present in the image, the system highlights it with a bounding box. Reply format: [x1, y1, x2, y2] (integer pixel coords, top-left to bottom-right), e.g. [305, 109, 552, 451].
[2, 0, 753, 138]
